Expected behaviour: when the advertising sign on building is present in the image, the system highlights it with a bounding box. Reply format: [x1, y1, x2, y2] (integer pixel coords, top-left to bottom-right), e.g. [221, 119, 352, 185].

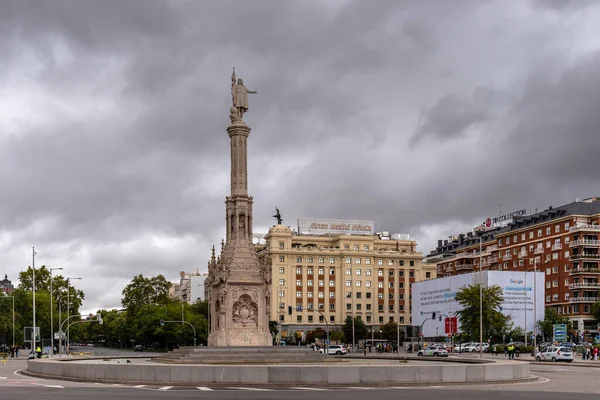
[412, 271, 545, 337]
[483, 209, 528, 229]
[297, 218, 375, 235]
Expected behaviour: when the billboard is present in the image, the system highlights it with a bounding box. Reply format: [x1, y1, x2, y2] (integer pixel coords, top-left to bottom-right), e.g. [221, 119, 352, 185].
[297, 218, 374, 235]
[412, 271, 545, 337]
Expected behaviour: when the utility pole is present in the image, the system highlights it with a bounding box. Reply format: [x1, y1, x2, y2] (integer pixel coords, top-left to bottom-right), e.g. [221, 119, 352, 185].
[50, 267, 63, 356]
[32, 247, 37, 353]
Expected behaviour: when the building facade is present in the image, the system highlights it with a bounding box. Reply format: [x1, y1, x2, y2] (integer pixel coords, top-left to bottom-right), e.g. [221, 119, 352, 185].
[424, 197, 600, 335]
[256, 225, 436, 341]
[0, 274, 13, 294]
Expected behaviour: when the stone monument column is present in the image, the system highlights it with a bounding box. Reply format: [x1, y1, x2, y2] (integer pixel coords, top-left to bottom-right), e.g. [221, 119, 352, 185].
[207, 70, 271, 346]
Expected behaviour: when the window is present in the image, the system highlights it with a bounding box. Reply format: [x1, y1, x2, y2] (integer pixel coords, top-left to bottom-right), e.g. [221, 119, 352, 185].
[318, 280, 324, 287]
[329, 280, 335, 287]
[279, 241, 284, 249]
[378, 282, 383, 288]
[584, 304, 590, 313]
[546, 281, 551, 288]
[355, 258, 361, 264]
[553, 266, 558, 273]
[388, 259, 394, 266]
[399, 271, 404, 277]
[308, 257, 313, 263]
[378, 293, 383, 300]
[318, 268, 324, 275]
[499, 239, 503, 245]
[318, 257, 324, 264]
[378, 259, 383, 266]
[346, 292, 351, 298]
[329, 304, 335, 311]
[318, 292, 324, 298]
[346, 268, 351, 275]
[546, 267, 550, 275]
[388, 293, 394, 300]
[278, 267, 284, 274]
[296, 280, 302, 286]
[296, 256, 302, 263]
[565, 265, 570, 272]
[279, 279, 285, 286]
[546, 295, 550, 302]
[364, 245, 369, 250]
[426, 272, 431, 279]
[307, 267, 313, 275]
[546, 227, 551, 235]
[521, 233, 526, 241]
[366, 280, 371, 288]
[329, 257, 335, 264]
[552, 279, 558, 288]
[329, 268, 335, 275]
[564, 222, 570, 231]
[329, 292, 335, 298]
[356, 292, 362, 299]
[565, 293, 570, 300]
[345, 257, 351, 264]
[307, 280, 313, 286]
[379, 316, 384, 323]
[356, 269, 362, 276]
[344, 245, 349, 250]
[552, 252, 559, 260]
[552, 293, 559, 301]
[399, 305, 404, 311]
[330, 315, 335, 323]
[388, 282, 394, 288]
[308, 315, 313, 322]
[506, 237, 511, 244]
[279, 315, 284, 321]
[564, 251, 569, 258]
[399, 282, 404, 289]
[555, 224, 560, 233]
[389, 305, 394, 312]
[378, 270, 383, 277]
[399, 293, 404, 300]
[409, 271, 414, 278]
[410, 261, 414, 267]
[356, 280, 361, 287]
[366, 292, 372, 299]
[513, 235, 517, 242]
[537, 229, 542, 237]
[296, 267, 302, 274]
[354, 245, 359, 250]
[388, 270, 394, 277]
[564, 279, 569, 286]
[307, 292, 313, 298]
[529, 232, 534, 239]
[296, 291, 302, 298]
[366, 269, 372, 276]
[279, 256, 285, 262]
[346, 303, 351, 310]
[346, 280, 351, 287]
[308, 303, 313, 310]
[399, 260, 405, 266]
[366, 316, 371, 323]
[279, 291, 285, 297]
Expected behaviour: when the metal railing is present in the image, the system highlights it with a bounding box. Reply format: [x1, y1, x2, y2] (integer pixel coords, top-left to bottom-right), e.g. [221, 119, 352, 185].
[518, 251, 528, 259]
[569, 297, 600, 303]
[551, 244, 563, 251]
[570, 240, 600, 247]
[571, 268, 600, 274]
[570, 254, 600, 261]
[570, 225, 600, 233]
[569, 282, 600, 289]
[455, 264, 474, 271]
[534, 247, 544, 254]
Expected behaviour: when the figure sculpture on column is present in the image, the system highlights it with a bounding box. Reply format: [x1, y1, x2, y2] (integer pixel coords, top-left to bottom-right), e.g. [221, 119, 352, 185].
[231, 67, 257, 121]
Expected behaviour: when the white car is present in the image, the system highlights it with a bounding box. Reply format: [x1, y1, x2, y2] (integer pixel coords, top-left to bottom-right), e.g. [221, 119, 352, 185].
[319, 345, 347, 355]
[417, 346, 449, 357]
[535, 346, 573, 363]
[461, 343, 480, 353]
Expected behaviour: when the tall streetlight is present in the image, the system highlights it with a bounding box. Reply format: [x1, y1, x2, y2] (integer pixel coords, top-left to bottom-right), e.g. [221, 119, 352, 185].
[0, 296, 14, 348]
[49, 267, 63, 356]
[32, 247, 37, 352]
[66, 277, 83, 354]
[57, 294, 73, 355]
[477, 233, 483, 359]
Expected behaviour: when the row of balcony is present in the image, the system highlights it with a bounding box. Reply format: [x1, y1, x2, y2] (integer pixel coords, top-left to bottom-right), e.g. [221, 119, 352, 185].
[570, 240, 600, 247]
[569, 282, 600, 289]
[570, 254, 600, 261]
[569, 297, 600, 303]
[570, 224, 600, 233]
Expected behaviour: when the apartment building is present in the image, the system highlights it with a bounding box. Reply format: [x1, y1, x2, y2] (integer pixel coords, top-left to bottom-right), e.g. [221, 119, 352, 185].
[256, 222, 436, 341]
[424, 197, 600, 334]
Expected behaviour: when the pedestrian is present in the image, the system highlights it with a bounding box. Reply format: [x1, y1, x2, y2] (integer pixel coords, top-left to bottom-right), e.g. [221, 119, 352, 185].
[15, 346, 18, 358]
[593, 347, 598, 361]
[10, 346, 14, 358]
[507, 344, 515, 359]
[36, 345, 42, 359]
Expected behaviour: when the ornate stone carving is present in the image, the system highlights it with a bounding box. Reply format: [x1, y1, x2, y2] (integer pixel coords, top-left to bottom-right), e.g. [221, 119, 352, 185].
[232, 294, 258, 328]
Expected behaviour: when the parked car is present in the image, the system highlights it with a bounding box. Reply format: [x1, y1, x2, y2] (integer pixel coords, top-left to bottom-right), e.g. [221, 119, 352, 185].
[319, 345, 347, 355]
[134, 345, 143, 352]
[417, 346, 448, 357]
[535, 346, 573, 362]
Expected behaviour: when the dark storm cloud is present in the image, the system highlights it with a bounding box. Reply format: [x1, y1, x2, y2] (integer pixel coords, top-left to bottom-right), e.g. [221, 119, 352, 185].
[1, 0, 599, 311]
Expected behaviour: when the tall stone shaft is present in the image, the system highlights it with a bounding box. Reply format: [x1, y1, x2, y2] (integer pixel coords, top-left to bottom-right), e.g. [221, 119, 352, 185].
[207, 118, 271, 347]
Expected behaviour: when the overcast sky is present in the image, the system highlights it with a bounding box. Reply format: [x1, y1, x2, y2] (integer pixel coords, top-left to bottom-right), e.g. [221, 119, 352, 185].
[2, 0, 600, 313]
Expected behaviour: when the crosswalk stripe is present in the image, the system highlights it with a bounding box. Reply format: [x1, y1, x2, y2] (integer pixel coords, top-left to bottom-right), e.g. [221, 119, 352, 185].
[133, 385, 146, 388]
[290, 387, 329, 390]
[0, 377, 7, 380]
[228, 387, 272, 391]
[196, 387, 214, 391]
[158, 386, 173, 391]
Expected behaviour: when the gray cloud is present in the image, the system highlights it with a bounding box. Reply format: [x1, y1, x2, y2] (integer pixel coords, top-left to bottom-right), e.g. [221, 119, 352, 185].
[1, 0, 599, 312]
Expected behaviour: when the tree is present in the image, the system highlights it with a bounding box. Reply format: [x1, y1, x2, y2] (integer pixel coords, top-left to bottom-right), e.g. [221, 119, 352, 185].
[592, 302, 600, 323]
[381, 321, 399, 342]
[121, 274, 171, 314]
[538, 307, 572, 340]
[305, 328, 326, 344]
[454, 284, 511, 342]
[329, 330, 345, 342]
[342, 316, 368, 343]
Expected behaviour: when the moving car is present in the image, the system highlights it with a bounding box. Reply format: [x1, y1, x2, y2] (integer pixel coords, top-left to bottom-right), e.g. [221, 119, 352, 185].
[417, 345, 448, 357]
[319, 345, 347, 355]
[535, 346, 573, 362]
[134, 345, 143, 352]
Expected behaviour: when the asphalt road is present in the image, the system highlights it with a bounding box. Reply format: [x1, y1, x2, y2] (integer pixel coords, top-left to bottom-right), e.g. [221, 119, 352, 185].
[2, 351, 600, 399]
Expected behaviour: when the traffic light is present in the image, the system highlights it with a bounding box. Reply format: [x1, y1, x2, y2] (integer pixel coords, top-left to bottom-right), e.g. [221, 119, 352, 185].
[288, 306, 293, 315]
[432, 312, 436, 319]
[160, 320, 165, 326]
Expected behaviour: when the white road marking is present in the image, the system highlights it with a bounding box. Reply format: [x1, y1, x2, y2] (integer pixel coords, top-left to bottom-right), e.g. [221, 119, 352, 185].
[0, 377, 7, 380]
[43, 384, 64, 388]
[229, 387, 273, 391]
[133, 385, 146, 388]
[196, 387, 214, 391]
[290, 387, 330, 390]
[158, 386, 173, 390]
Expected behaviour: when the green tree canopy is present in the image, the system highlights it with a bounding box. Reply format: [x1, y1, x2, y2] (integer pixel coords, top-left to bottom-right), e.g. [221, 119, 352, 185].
[342, 316, 368, 343]
[380, 321, 399, 342]
[538, 307, 572, 339]
[454, 284, 511, 342]
[121, 274, 171, 314]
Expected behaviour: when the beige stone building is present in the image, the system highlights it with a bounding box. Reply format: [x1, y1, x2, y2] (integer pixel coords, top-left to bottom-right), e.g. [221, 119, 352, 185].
[255, 225, 436, 341]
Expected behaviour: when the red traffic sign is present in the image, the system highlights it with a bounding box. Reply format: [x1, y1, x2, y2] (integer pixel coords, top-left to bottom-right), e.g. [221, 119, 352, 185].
[445, 317, 458, 334]
[485, 218, 492, 228]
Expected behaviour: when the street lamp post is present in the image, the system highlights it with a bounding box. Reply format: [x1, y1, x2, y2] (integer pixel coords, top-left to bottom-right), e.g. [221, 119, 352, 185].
[0, 296, 14, 349]
[32, 247, 37, 352]
[533, 259, 538, 354]
[66, 277, 82, 354]
[479, 235, 483, 359]
[58, 294, 73, 355]
[49, 267, 63, 356]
